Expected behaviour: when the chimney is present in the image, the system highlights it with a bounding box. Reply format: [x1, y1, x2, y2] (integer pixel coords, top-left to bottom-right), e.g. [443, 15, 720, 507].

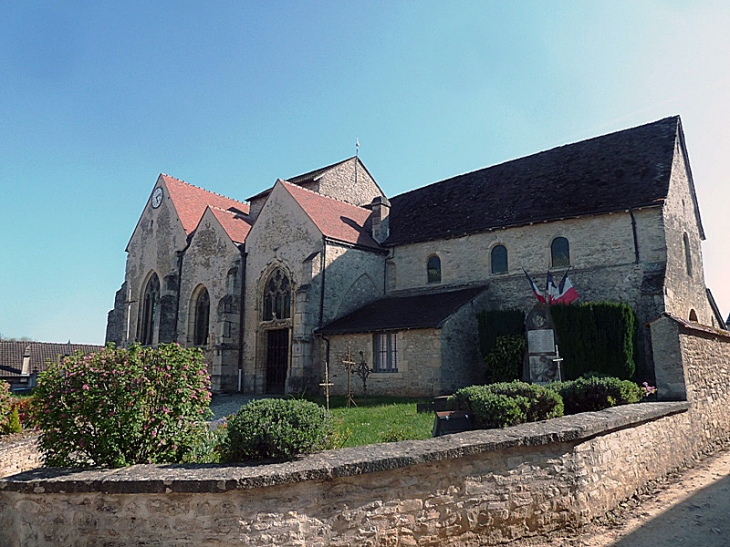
[370, 195, 391, 244]
[21, 345, 31, 376]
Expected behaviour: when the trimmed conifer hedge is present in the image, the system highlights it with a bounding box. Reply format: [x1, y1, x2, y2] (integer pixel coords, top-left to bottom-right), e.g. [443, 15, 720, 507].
[550, 302, 637, 380]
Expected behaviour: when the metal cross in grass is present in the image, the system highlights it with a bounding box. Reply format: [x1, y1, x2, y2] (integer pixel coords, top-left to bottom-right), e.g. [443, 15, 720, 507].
[353, 351, 371, 402]
[342, 346, 358, 407]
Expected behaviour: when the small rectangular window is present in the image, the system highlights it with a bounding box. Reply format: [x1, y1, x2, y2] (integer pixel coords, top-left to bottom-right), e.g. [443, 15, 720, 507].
[373, 332, 398, 372]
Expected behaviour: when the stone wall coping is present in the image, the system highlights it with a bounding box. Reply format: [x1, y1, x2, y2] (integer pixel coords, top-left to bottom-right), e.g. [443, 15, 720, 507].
[0, 401, 689, 495]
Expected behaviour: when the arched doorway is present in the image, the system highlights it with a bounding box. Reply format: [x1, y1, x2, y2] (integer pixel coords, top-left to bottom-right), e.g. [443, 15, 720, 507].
[262, 268, 292, 393]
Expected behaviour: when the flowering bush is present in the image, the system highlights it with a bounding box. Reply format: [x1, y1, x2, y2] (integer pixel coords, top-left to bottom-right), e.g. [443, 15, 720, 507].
[641, 382, 657, 397]
[0, 381, 12, 434]
[32, 344, 211, 467]
[12, 396, 36, 428]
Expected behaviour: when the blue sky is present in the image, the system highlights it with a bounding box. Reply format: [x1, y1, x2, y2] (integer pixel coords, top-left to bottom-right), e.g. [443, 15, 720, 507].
[1, 1, 729, 344]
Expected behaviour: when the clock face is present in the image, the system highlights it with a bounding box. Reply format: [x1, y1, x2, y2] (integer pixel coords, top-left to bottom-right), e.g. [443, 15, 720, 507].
[151, 187, 163, 208]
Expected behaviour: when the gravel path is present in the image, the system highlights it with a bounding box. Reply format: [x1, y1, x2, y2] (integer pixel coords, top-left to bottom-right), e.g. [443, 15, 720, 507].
[209, 393, 273, 420]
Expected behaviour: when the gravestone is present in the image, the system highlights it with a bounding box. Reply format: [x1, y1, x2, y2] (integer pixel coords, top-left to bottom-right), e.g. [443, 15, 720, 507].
[525, 304, 563, 384]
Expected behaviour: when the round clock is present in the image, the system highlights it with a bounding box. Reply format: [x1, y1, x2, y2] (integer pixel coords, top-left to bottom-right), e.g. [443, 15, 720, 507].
[151, 187, 163, 208]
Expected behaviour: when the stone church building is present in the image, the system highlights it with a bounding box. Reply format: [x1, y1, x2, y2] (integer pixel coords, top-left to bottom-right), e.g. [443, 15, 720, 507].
[106, 116, 723, 396]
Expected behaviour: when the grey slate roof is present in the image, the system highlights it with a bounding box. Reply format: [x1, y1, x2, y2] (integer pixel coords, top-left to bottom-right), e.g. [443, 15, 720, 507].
[0, 342, 104, 378]
[385, 116, 684, 246]
[317, 286, 487, 335]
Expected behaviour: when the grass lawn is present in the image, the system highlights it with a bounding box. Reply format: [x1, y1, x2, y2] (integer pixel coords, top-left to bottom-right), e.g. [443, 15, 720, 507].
[307, 396, 436, 447]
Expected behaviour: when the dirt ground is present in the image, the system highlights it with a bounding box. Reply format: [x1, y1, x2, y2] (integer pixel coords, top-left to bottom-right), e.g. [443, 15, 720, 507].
[511, 445, 730, 546]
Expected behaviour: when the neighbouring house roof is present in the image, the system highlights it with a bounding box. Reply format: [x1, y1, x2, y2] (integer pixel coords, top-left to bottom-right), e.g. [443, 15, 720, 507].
[317, 286, 488, 335]
[0, 342, 105, 379]
[280, 180, 382, 250]
[386, 116, 689, 246]
[161, 174, 250, 236]
[209, 206, 253, 245]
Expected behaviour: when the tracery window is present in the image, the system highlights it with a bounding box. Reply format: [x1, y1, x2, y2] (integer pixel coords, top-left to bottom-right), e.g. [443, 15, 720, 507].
[263, 269, 291, 321]
[427, 255, 441, 284]
[193, 288, 210, 346]
[139, 273, 160, 346]
[491, 245, 508, 274]
[551, 237, 570, 268]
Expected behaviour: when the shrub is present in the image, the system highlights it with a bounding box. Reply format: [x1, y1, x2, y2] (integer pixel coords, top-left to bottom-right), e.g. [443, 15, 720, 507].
[0, 381, 11, 434]
[4, 406, 22, 434]
[449, 386, 526, 429]
[32, 344, 211, 467]
[485, 381, 564, 422]
[550, 376, 643, 414]
[223, 398, 334, 462]
[13, 396, 36, 428]
[484, 335, 526, 383]
[551, 302, 637, 380]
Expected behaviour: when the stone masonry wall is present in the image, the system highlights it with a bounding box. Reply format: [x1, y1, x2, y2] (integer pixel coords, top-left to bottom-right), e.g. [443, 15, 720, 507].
[326, 329, 443, 397]
[0, 403, 696, 546]
[0, 433, 41, 479]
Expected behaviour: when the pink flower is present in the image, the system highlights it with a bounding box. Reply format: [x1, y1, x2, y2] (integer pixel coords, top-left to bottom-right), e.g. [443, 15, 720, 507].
[82, 384, 90, 391]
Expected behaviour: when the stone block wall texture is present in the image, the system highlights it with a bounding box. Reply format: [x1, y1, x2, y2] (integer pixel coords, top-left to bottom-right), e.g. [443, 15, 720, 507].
[0, 433, 41, 479]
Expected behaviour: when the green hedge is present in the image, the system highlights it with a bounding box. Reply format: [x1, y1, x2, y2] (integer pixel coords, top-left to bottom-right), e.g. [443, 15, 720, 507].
[550, 376, 643, 414]
[448, 381, 563, 429]
[477, 309, 525, 357]
[223, 398, 334, 463]
[550, 302, 637, 380]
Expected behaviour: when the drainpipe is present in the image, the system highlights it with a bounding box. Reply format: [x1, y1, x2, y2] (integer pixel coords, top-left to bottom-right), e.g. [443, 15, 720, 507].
[173, 241, 191, 343]
[629, 209, 640, 264]
[238, 244, 247, 393]
[319, 236, 327, 328]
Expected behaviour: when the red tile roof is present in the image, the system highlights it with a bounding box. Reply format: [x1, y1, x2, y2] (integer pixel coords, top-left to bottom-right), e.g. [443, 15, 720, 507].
[0, 342, 105, 377]
[209, 207, 252, 245]
[279, 180, 381, 250]
[160, 174, 250, 236]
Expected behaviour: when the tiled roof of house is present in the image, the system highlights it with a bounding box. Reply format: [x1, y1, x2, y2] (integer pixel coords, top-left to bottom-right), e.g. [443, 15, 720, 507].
[209, 207, 252, 245]
[317, 286, 488, 334]
[280, 180, 382, 250]
[385, 116, 683, 246]
[161, 174, 250, 236]
[0, 342, 105, 377]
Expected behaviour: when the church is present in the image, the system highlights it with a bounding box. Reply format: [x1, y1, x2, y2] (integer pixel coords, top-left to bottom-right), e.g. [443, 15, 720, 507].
[106, 116, 723, 396]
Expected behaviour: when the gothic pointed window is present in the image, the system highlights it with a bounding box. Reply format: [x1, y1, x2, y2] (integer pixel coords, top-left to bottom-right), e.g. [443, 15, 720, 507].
[551, 237, 570, 268]
[427, 255, 441, 284]
[139, 273, 160, 346]
[491, 245, 508, 274]
[193, 288, 210, 346]
[263, 269, 291, 321]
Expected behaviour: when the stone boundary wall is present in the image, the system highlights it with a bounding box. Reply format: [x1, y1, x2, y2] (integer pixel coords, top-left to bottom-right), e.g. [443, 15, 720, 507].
[2, 317, 730, 546]
[0, 433, 41, 479]
[0, 402, 697, 546]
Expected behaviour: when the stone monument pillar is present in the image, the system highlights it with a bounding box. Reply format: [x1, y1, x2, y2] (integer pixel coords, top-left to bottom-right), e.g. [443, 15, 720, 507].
[525, 304, 562, 384]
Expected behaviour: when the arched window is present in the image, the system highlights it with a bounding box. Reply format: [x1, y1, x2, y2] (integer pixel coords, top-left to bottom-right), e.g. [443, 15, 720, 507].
[551, 237, 570, 268]
[427, 255, 441, 283]
[683, 233, 692, 276]
[491, 245, 508, 274]
[263, 269, 291, 321]
[139, 273, 160, 346]
[193, 288, 210, 346]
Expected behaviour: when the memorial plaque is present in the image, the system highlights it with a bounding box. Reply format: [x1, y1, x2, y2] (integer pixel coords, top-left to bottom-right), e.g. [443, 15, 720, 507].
[527, 329, 556, 354]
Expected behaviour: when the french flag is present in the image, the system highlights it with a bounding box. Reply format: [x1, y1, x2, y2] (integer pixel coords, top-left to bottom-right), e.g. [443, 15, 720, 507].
[546, 272, 560, 304]
[524, 269, 546, 303]
[553, 272, 579, 305]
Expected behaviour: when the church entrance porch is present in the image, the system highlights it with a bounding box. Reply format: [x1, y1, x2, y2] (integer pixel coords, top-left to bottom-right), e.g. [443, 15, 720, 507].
[265, 328, 289, 393]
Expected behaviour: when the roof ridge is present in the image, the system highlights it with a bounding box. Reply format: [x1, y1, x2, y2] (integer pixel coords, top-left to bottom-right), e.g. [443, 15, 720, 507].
[161, 173, 249, 208]
[392, 116, 681, 202]
[279, 179, 371, 211]
[286, 156, 356, 183]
